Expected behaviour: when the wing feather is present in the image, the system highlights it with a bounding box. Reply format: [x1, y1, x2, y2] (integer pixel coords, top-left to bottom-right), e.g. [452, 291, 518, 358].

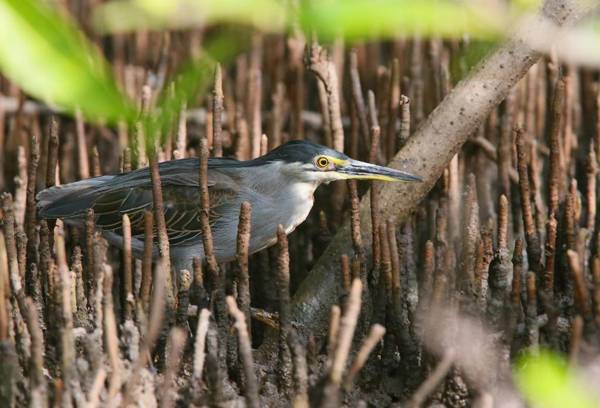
[92, 164, 239, 247]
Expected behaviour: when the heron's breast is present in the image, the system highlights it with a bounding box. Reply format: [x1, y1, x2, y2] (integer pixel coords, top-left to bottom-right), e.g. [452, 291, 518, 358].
[281, 182, 316, 233]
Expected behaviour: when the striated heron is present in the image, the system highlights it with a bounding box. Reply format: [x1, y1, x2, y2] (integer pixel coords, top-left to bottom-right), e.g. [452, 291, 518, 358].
[37, 140, 421, 271]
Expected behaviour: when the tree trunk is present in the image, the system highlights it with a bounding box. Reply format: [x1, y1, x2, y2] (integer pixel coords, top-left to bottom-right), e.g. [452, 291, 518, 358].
[261, 0, 596, 351]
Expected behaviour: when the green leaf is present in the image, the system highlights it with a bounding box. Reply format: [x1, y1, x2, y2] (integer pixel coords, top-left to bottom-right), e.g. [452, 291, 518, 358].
[515, 350, 598, 408]
[95, 0, 510, 41]
[93, 0, 289, 34]
[299, 0, 505, 41]
[143, 29, 250, 153]
[0, 0, 135, 123]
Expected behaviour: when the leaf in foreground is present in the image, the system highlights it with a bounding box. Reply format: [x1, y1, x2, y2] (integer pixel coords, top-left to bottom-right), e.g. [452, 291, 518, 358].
[0, 0, 134, 123]
[516, 350, 598, 408]
[94, 0, 506, 41]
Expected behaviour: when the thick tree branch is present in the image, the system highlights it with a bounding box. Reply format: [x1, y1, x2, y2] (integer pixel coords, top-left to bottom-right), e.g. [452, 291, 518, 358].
[267, 0, 595, 344]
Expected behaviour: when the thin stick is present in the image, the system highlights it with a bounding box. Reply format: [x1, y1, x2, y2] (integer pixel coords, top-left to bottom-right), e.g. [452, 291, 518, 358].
[421, 240, 435, 307]
[526, 271, 539, 347]
[270, 82, 285, 150]
[347, 180, 363, 258]
[568, 315, 583, 366]
[567, 250, 592, 319]
[122, 214, 133, 320]
[160, 327, 187, 408]
[249, 67, 262, 159]
[543, 216, 557, 295]
[199, 141, 227, 375]
[122, 147, 132, 172]
[236, 202, 252, 335]
[226, 296, 260, 408]
[192, 308, 211, 380]
[55, 229, 78, 401]
[92, 233, 108, 329]
[330, 279, 363, 384]
[406, 349, 455, 408]
[386, 58, 401, 160]
[176, 269, 192, 327]
[212, 65, 224, 157]
[16, 227, 26, 281]
[260, 134, 268, 156]
[0, 103, 4, 192]
[122, 259, 167, 406]
[516, 128, 541, 274]
[199, 138, 219, 276]
[340, 255, 351, 292]
[148, 152, 175, 312]
[386, 219, 408, 310]
[306, 41, 344, 152]
[592, 257, 600, 325]
[86, 368, 106, 408]
[344, 324, 386, 387]
[14, 146, 27, 228]
[75, 109, 90, 179]
[72, 247, 88, 326]
[565, 179, 578, 252]
[548, 78, 565, 218]
[191, 257, 205, 308]
[497, 194, 509, 251]
[276, 225, 293, 392]
[381, 222, 394, 301]
[85, 209, 95, 302]
[45, 116, 59, 188]
[91, 145, 101, 177]
[140, 211, 153, 309]
[399, 95, 411, 146]
[461, 174, 479, 292]
[24, 133, 39, 278]
[288, 328, 309, 408]
[174, 103, 187, 159]
[586, 142, 596, 230]
[235, 109, 251, 160]
[326, 305, 341, 370]
[369, 91, 382, 271]
[0, 235, 7, 341]
[2, 193, 23, 302]
[206, 323, 225, 404]
[349, 50, 370, 147]
[102, 263, 122, 400]
[23, 298, 46, 401]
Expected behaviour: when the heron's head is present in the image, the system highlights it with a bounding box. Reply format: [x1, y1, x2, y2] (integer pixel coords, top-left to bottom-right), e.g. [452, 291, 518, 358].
[262, 140, 422, 184]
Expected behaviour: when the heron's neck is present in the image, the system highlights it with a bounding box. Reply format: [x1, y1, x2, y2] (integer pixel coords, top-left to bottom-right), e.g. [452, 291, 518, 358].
[244, 162, 319, 233]
[276, 180, 318, 234]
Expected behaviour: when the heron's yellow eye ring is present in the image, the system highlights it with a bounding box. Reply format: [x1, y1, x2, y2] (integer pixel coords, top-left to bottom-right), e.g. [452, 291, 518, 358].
[315, 156, 330, 169]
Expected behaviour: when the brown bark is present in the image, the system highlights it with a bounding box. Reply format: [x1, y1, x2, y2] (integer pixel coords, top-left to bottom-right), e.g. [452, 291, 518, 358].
[262, 0, 593, 344]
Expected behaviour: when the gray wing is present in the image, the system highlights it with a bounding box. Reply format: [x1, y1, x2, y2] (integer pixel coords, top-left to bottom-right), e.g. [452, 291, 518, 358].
[94, 180, 237, 247]
[38, 158, 241, 247]
[94, 166, 239, 247]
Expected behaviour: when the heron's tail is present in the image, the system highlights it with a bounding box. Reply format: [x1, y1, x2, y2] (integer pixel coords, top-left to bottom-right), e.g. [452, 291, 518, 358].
[37, 176, 113, 219]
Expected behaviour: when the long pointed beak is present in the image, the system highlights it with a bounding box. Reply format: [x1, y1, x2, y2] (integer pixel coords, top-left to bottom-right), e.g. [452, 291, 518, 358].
[339, 159, 423, 182]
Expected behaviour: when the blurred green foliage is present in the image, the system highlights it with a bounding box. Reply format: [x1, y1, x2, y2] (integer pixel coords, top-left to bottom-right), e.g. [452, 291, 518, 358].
[93, 0, 288, 34]
[145, 29, 249, 150]
[515, 350, 598, 408]
[0, 0, 135, 123]
[0, 0, 545, 133]
[94, 0, 538, 40]
[299, 0, 503, 40]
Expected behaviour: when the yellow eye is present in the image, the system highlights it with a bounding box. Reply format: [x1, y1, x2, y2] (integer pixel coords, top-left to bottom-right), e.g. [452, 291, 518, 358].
[315, 156, 330, 169]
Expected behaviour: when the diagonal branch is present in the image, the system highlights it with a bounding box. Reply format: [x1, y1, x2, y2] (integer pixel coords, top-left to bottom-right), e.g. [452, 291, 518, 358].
[266, 0, 595, 344]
